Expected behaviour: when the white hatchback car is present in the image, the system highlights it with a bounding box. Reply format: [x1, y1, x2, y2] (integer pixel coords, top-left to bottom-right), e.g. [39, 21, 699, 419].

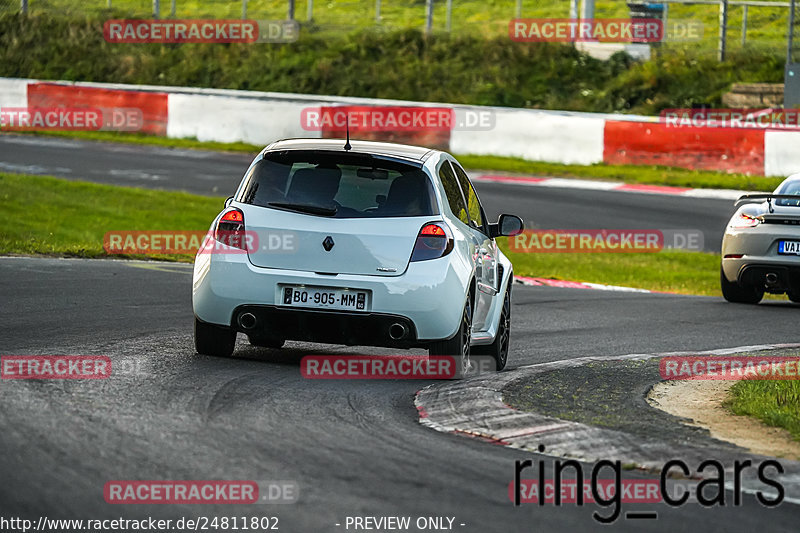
[721, 173, 800, 304]
[192, 139, 523, 371]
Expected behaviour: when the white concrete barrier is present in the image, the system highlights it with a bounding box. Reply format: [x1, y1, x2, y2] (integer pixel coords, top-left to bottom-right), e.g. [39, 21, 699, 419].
[167, 93, 320, 145]
[765, 131, 800, 177]
[0, 78, 28, 108]
[450, 108, 605, 165]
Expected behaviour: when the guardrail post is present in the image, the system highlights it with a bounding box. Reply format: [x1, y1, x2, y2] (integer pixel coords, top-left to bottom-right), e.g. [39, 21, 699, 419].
[718, 0, 728, 61]
[742, 5, 748, 47]
[580, 0, 595, 21]
[153, 0, 160, 19]
[425, 0, 433, 35]
[21, 0, 27, 14]
[787, 0, 800, 108]
[446, 0, 453, 30]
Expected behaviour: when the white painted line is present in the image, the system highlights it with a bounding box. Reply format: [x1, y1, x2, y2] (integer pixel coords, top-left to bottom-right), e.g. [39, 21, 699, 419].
[529, 178, 620, 191]
[680, 188, 751, 200]
[515, 276, 660, 294]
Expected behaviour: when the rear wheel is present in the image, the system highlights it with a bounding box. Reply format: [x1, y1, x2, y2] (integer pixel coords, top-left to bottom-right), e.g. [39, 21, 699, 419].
[788, 292, 800, 303]
[720, 266, 763, 304]
[473, 281, 511, 371]
[429, 296, 473, 378]
[194, 317, 236, 357]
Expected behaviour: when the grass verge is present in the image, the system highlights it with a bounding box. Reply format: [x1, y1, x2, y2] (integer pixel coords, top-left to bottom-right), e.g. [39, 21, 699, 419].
[498, 240, 722, 295]
[0, 172, 221, 261]
[727, 377, 800, 441]
[1, 171, 727, 297]
[8, 131, 781, 192]
[460, 155, 783, 192]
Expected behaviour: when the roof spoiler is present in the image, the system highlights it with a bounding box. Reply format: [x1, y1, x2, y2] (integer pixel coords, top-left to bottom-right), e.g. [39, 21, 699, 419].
[735, 194, 800, 213]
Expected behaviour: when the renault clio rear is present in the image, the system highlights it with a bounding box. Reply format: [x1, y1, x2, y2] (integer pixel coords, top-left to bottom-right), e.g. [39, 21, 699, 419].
[192, 139, 524, 372]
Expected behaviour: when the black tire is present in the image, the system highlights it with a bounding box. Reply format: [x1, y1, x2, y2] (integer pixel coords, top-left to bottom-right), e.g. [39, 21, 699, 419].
[473, 280, 511, 371]
[247, 334, 285, 349]
[788, 292, 800, 303]
[428, 296, 473, 378]
[194, 317, 236, 357]
[720, 266, 763, 304]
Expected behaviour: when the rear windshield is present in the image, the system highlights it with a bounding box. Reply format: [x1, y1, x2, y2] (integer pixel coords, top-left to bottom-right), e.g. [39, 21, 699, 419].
[776, 180, 800, 207]
[236, 151, 438, 218]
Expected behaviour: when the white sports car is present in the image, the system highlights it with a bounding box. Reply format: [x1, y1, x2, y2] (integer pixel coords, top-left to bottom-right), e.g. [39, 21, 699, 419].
[721, 174, 800, 304]
[192, 139, 523, 372]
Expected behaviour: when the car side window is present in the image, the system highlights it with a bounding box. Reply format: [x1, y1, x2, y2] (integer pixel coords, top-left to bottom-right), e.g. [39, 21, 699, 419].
[438, 161, 470, 226]
[452, 162, 484, 231]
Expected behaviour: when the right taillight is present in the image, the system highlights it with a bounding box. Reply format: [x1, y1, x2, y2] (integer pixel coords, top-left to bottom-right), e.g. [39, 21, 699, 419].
[410, 223, 454, 262]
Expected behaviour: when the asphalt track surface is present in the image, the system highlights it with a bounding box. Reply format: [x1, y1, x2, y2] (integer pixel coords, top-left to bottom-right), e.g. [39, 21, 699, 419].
[2, 135, 797, 531]
[0, 134, 736, 250]
[2, 257, 800, 532]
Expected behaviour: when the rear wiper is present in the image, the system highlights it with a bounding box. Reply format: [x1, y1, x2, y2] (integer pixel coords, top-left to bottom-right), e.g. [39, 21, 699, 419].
[267, 202, 337, 217]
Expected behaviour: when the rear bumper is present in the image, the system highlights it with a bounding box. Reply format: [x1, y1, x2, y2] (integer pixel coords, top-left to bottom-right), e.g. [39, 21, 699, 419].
[192, 249, 471, 343]
[721, 228, 800, 291]
[729, 263, 800, 293]
[722, 256, 800, 293]
[230, 305, 421, 347]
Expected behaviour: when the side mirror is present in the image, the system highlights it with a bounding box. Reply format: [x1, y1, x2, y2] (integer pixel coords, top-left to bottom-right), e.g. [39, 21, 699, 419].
[490, 214, 524, 238]
[224, 196, 234, 208]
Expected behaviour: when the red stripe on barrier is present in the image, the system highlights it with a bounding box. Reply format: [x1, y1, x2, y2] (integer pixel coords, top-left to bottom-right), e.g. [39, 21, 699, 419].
[27, 83, 168, 136]
[315, 105, 451, 151]
[615, 183, 692, 194]
[603, 120, 764, 175]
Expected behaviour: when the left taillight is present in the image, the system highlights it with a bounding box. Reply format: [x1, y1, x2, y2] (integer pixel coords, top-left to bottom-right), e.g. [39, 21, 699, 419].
[410, 223, 454, 262]
[729, 212, 761, 229]
[215, 208, 247, 250]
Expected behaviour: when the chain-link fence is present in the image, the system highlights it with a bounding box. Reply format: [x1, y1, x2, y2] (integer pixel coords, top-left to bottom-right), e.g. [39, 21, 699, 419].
[0, 0, 795, 59]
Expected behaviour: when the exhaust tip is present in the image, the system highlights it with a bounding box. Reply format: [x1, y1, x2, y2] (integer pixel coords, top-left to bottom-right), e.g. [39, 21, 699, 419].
[766, 272, 779, 285]
[389, 323, 408, 340]
[238, 312, 257, 330]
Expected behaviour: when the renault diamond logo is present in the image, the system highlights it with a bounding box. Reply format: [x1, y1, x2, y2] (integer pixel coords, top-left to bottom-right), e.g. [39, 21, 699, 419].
[322, 236, 335, 251]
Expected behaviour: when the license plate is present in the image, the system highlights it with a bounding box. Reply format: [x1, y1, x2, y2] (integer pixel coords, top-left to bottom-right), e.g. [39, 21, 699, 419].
[281, 286, 367, 311]
[778, 240, 800, 255]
